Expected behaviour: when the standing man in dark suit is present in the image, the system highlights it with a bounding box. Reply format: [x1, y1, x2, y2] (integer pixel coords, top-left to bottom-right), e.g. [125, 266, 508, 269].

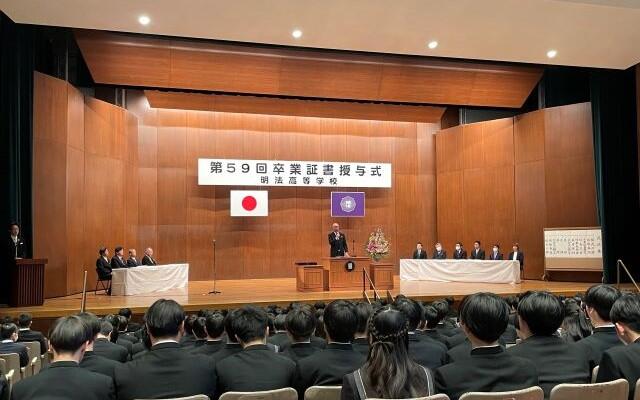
[295, 300, 366, 398]
[10, 315, 115, 400]
[141, 247, 157, 266]
[508, 243, 525, 271]
[0, 323, 29, 367]
[508, 291, 590, 397]
[412, 242, 428, 259]
[111, 246, 126, 269]
[328, 223, 349, 257]
[469, 241, 485, 260]
[433, 243, 447, 259]
[126, 249, 140, 268]
[216, 306, 296, 395]
[434, 293, 538, 400]
[281, 306, 322, 362]
[93, 321, 129, 362]
[16, 313, 48, 354]
[453, 242, 467, 260]
[488, 244, 503, 260]
[575, 284, 622, 368]
[114, 299, 217, 400]
[78, 312, 120, 381]
[2, 223, 26, 305]
[6, 222, 26, 259]
[596, 293, 640, 400]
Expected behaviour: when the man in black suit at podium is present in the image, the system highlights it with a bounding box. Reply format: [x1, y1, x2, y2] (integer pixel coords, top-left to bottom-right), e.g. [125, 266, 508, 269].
[413, 242, 427, 259]
[2, 222, 27, 305]
[328, 223, 349, 257]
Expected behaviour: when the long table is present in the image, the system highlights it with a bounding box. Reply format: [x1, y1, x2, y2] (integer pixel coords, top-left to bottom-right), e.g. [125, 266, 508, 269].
[111, 263, 189, 296]
[400, 259, 521, 284]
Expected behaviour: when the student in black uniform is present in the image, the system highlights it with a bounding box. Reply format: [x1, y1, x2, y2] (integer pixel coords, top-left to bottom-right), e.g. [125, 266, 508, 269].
[16, 313, 48, 354]
[352, 302, 373, 356]
[211, 309, 244, 364]
[394, 298, 447, 369]
[267, 314, 290, 350]
[92, 321, 128, 362]
[78, 312, 120, 381]
[280, 306, 320, 362]
[193, 311, 225, 356]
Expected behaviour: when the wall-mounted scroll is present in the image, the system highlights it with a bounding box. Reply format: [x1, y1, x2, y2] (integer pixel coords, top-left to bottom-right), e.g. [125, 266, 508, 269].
[198, 158, 392, 188]
[543, 227, 603, 275]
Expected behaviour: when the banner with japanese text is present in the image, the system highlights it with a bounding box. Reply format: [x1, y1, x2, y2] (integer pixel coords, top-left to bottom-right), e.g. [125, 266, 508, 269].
[198, 158, 392, 188]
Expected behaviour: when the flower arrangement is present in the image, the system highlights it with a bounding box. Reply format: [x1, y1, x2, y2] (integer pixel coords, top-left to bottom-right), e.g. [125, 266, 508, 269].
[364, 227, 390, 262]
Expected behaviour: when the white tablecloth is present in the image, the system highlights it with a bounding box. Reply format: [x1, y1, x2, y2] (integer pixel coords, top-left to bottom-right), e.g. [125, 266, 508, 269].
[111, 263, 189, 296]
[400, 259, 521, 284]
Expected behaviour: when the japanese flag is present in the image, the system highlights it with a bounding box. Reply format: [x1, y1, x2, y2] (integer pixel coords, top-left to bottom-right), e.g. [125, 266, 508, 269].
[230, 190, 269, 217]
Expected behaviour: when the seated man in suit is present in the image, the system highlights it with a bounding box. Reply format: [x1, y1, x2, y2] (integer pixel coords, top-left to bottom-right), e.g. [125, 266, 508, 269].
[216, 305, 296, 394]
[95, 247, 112, 288]
[295, 300, 366, 397]
[452, 242, 467, 260]
[267, 314, 290, 350]
[352, 302, 372, 356]
[508, 291, 590, 397]
[110, 246, 126, 269]
[78, 312, 120, 381]
[116, 315, 140, 344]
[432, 242, 447, 259]
[93, 320, 129, 362]
[469, 240, 485, 260]
[488, 244, 503, 260]
[114, 299, 216, 400]
[281, 305, 321, 362]
[435, 293, 538, 400]
[395, 298, 447, 369]
[0, 323, 29, 367]
[575, 284, 622, 368]
[11, 315, 115, 400]
[126, 249, 140, 268]
[412, 242, 427, 259]
[141, 247, 157, 266]
[596, 293, 640, 400]
[193, 311, 225, 356]
[16, 313, 49, 354]
[508, 243, 525, 271]
[211, 309, 244, 364]
[118, 308, 141, 333]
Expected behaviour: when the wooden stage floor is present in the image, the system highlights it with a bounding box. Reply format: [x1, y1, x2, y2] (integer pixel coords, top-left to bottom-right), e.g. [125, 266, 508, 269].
[2, 276, 616, 319]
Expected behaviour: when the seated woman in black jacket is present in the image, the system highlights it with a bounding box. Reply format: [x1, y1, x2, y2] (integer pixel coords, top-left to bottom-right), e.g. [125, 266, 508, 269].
[341, 306, 435, 400]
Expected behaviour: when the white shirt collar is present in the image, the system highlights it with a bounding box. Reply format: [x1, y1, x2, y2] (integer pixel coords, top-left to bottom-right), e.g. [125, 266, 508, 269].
[1, 340, 13, 343]
[153, 339, 179, 346]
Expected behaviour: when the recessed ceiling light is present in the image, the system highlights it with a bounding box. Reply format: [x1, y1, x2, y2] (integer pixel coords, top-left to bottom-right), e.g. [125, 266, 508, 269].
[138, 15, 151, 26]
[427, 40, 439, 49]
[292, 29, 303, 39]
[547, 49, 558, 59]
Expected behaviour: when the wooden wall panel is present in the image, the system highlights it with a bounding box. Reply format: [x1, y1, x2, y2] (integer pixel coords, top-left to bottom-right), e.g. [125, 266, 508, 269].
[436, 170, 464, 251]
[515, 161, 546, 279]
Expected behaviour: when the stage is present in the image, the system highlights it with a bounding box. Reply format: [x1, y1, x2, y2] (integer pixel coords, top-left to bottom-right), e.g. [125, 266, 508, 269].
[2, 276, 614, 320]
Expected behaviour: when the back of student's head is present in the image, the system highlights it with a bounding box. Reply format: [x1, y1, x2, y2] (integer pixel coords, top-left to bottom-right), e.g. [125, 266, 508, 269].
[50, 316, 92, 354]
[285, 306, 316, 341]
[192, 316, 207, 340]
[273, 313, 287, 331]
[232, 305, 268, 344]
[145, 299, 185, 339]
[585, 284, 622, 322]
[355, 302, 373, 334]
[424, 305, 441, 329]
[17, 313, 32, 328]
[393, 298, 422, 331]
[431, 300, 450, 321]
[77, 312, 101, 341]
[518, 291, 564, 336]
[117, 315, 129, 331]
[366, 306, 427, 398]
[610, 293, 640, 333]
[224, 309, 240, 343]
[103, 314, 120, 342]
[460, 293, 509, 342]
[184, 314, 197, 335]
[118, 308, 133, 320]
[99, 320, 114, 337]
[324, 300, 358, 342]
[505, 296, 519, 311]
[205, 312, 225, 339]
[0, 323, 17, 340]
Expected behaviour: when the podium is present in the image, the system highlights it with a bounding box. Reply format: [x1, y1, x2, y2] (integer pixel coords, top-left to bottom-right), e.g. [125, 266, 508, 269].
[9, 258, 48, 307]
[322, 257, 372, 291]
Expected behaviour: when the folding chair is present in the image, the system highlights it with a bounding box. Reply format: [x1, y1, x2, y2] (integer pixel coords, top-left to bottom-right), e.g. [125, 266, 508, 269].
[459, 386, 543, 400]
[94, 269, 111, 294]
[304, 386, 341, 400]
[550, 379, 628, 400]
[219, 388, 297, 400]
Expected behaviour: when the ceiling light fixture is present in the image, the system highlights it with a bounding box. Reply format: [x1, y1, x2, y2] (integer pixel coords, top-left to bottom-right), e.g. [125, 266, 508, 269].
[292, 29, 303, 39]
[427, 40, 438, 49]
[547, 49, 558, 59]
[138, 15, 151, 26]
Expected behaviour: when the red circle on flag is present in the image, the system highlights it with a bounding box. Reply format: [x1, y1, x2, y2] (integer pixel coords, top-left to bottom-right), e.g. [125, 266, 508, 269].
[242, 195, 257, 211]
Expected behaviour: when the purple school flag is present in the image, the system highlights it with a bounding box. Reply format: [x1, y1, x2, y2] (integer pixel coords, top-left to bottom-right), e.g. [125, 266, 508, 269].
[331, 192, 365, 217]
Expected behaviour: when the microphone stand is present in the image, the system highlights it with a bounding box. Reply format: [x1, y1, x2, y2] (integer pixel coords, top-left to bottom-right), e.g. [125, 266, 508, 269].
[208, 240, 221, 294]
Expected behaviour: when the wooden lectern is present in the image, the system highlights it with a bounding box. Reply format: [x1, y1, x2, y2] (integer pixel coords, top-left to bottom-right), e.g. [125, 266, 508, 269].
[9, 258, 48, 307]
[322, 257, 371, 291]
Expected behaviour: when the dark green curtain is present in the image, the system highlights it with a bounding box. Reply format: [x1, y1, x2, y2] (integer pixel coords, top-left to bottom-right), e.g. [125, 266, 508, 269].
[590, 68, 640, 283]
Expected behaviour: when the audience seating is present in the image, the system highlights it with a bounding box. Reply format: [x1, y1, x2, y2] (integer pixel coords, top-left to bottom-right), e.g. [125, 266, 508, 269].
[21, 342, 41, 375]
[635, 378, 640, 400]
[591, 366, 599, 384]
[304, 385, 341, 400]
[219, 387, 297, 400]
[367, 395, 450, 400]
[549, 379, 628, 400]
[136, 396, 209, 400]
[0, 354, 26, 383]
[458, 386, 543, 400]
[0, 358, 14, 395]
